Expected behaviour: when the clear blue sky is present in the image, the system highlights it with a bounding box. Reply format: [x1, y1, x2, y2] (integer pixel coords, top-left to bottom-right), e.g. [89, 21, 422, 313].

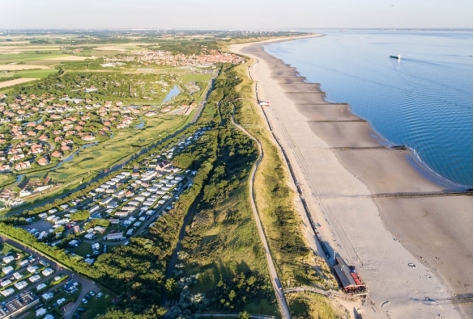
[0, 0, 472, 29]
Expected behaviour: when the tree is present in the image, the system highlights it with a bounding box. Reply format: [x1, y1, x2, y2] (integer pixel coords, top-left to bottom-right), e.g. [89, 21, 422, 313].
[238, 311, 251, 319]
[70, 210, 90, 221]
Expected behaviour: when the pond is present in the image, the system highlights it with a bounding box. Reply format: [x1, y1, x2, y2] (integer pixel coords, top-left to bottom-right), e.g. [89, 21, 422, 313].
[163, 85, 180, 103]
[135, 117, 145, 129]
[52, 142, 98, 169]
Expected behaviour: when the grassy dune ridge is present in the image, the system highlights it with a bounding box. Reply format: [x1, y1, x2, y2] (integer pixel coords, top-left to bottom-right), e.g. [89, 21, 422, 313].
[231, 59, 342, 317]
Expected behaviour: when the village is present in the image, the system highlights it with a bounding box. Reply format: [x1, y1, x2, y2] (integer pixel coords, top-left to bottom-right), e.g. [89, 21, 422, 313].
[103, 49, 245, 67]
[0, 126, 209, 319]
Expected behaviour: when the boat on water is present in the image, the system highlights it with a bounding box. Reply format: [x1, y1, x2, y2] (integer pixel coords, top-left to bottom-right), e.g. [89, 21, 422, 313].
[390, 55, 401, 60]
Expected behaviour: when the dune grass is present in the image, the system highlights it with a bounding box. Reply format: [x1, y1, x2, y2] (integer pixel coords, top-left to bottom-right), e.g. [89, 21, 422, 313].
[231, 59, 337, 290]
[286, 293, 348, 319]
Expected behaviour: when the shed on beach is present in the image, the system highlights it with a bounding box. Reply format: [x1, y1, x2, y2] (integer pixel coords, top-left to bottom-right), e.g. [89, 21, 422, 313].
[333, 255, 367, 295]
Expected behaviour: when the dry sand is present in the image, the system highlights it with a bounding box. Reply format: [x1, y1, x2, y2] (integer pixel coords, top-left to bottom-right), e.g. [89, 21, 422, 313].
[232, 38, 472, 319]
[0, 78, 38, 88]
[0, 65, 49, 71]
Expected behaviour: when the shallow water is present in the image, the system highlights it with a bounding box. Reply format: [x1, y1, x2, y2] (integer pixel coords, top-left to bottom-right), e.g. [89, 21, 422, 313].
[265, 30, 473, 187]
[163, 85, 180, 103]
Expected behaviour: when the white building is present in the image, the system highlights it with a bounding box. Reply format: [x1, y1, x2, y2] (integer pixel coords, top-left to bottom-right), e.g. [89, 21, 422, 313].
[1, 288, 14, 297]
[14, 280, 28, 290]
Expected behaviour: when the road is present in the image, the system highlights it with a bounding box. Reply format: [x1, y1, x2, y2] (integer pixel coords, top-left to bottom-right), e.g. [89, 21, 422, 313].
[0, 236, 98, 319]
[228, 103, 291, 319]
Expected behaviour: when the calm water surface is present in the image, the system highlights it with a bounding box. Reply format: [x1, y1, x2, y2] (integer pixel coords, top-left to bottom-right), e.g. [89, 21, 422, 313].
[265, 30, 473, 187]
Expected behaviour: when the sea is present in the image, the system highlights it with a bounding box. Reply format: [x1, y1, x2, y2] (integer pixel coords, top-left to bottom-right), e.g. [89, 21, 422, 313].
[264, 30, 473, 188]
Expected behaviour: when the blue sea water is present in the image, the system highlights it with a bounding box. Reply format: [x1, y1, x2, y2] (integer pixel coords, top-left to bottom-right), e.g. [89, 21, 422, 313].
[265, 30, 473, 188]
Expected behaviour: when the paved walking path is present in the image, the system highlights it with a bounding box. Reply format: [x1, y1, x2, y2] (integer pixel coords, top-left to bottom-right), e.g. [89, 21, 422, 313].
[228, 103, 291, 319]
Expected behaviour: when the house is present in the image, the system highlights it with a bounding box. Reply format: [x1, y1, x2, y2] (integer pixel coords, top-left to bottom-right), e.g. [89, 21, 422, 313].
[0, 279, 11, 287]
[82, 135, 95, 141]
[1, 288, 14, 297]
[37, 157, 50, 166]
[68, 239, 80, 247]
[3, 256, 14, 264]
[84, 233, 96, 240]
[42, 268, 54, 277]
[13, 272, 23, 280]
[27, 265, 38, 273]
[51, 150, 62, 157]
[114, 211, 129, 218]
[14, 280, 28, 290]
[42, 292, 54, 301]
[105, 232, 124, 241]
[91, 243, 100, 250]
[19, 259, 29, 267]
[36, 308, 47, 317]
[29, 274, 41, 282]
[94, 226, 106, 233]
[36, 283, 47, 291]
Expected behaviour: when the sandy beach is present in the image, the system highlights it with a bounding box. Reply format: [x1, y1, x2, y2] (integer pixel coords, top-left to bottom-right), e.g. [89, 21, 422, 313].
[232, 37, 472, 319]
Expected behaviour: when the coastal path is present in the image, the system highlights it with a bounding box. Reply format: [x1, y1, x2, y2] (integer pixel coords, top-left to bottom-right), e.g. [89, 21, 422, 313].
[227, 102, 291, 319]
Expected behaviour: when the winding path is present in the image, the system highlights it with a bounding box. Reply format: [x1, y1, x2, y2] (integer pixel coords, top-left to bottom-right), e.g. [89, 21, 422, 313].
[228, 102, 291, 319]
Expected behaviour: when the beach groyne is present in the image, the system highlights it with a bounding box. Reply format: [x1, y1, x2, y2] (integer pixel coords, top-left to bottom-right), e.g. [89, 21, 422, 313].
[234, 40, 472, 319]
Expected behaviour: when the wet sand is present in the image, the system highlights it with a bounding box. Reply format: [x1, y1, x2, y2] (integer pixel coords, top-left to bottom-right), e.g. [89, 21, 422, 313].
[232, 38, 472, 319]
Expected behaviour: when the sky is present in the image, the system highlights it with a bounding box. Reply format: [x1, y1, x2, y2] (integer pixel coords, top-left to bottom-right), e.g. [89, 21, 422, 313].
[0, 0, 472, 30]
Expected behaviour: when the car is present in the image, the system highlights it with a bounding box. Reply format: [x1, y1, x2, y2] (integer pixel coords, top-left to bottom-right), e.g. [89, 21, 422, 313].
[96, 292, 103, 298]
[88, 290, 95, 297]
[74, 313, 81, 319]
[77, 308, 85, 312]
[81, 298, 88, 304]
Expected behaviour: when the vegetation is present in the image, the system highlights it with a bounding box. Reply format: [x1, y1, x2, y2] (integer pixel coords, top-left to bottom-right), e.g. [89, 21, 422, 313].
[167, 64, 277, 317]
[0, 32, 336, 319]
[231, 59, 337, 290]
[286, 293, 347, 319]
[70, 210, 90, 221]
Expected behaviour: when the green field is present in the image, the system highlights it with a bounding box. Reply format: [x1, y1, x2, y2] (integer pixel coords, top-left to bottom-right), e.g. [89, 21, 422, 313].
[0, 173, 16, 188]
[0, 69, 57, 79]
[0, 53, 69, 64]
[181, 73, 213, 82]
[15, 69, 58, 78]
[48, 115, 189, 183]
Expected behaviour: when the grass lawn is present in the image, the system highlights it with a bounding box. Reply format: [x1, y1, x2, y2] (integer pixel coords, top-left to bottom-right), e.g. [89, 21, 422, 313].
[16, 69, 58, 78]
[0, 173, 16, 188]
[181, 73, 213, 82]
[74, 242, 93, 258]
[79, 291, 114, 318]
[0, 242, 24, 256]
